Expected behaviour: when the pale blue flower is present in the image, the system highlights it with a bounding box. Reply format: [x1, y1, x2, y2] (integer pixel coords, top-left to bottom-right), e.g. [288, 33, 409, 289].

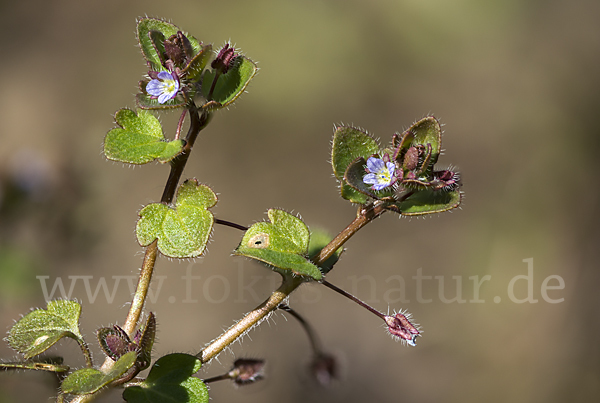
[146, 71, 180, 104]
[363, 156, 396, 190]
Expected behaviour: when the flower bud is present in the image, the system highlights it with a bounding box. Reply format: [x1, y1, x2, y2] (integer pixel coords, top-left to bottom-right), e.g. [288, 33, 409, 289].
[384, 311, 420, 346]
[211, 43, 237, 74]
[228, 358, 265, 386]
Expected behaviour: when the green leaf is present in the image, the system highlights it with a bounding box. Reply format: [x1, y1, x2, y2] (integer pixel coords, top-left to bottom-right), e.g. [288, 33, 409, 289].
[137, 18, 202, 71]
[7, 300, 84, 359]
[123, 353, 208, 403]
[386, 189, 462, 216]
[307, 229, 343, 275]
[201, 56, 258, 110]
[234, 209, 323, 281]
[136, 180, 217, 258]
[331, 126, 380, 204]
[104, 109, 184, 164]
[181, 44, 213, 82]
[136, 312, 156, 371]
[61, 352, 137, 395]
[394, 117, 442, 170]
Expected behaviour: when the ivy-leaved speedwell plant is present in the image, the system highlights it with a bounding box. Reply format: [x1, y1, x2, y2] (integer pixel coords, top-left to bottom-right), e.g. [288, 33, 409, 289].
[1, 17, 462, 403]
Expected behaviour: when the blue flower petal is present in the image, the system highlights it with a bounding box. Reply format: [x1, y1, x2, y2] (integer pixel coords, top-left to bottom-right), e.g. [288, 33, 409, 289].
[366, 157, 384, 173]
[146, 80, 163, 96]
[363, 173, 379, 185]
[157, 71, 173, 80]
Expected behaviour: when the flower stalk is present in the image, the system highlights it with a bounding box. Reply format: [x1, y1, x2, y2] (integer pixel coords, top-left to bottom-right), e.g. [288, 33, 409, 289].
[197, 199, 389, 364]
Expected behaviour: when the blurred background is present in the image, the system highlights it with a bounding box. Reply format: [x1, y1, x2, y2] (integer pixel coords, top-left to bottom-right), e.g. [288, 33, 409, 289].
[1, 0, 599, 402]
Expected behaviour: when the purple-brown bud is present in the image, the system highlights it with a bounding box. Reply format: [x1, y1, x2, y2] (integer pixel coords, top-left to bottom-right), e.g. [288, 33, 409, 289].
[228, 358, 265, 386]
[211, 43, 237, 74]
[431, 169, 460, 191]
[384, 311, 420, 346]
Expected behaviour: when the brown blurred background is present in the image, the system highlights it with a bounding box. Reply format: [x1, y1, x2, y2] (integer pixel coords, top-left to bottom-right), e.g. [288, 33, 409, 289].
[1, 0, 599, 402]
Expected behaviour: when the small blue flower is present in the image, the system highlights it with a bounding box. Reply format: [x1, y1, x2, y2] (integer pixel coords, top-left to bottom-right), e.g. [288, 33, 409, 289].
[146, 71, 180, 104]
[363, 156, 397, 190]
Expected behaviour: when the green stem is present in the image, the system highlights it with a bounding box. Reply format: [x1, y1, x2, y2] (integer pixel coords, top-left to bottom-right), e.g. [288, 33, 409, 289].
[197, 200, 388, 364]
[122, 241, 158, 335]
[69, 106, 211, 403]
[197, 275, 304, 363]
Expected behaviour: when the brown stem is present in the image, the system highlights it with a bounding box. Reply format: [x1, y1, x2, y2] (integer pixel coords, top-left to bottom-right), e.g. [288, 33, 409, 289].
[122, 240, 158, 335]
[314, 200, 387, 264]
[321, 280, 385, 320]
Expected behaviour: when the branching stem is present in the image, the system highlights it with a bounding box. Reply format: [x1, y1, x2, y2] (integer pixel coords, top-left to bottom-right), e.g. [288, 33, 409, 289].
[197, 200, 388, 364]
[68, 105, 212, 403]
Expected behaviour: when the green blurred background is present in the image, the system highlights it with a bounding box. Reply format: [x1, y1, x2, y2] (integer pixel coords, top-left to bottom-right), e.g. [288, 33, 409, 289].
[1, 0, 599, 402]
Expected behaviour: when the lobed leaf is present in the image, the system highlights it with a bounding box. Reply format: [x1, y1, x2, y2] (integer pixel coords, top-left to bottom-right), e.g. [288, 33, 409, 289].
[123, 353, 208, 403]
[136, 180, 217, 258]
[104, 109, 184, 164]
[234, 209, 323, 281]
[7, 300, 84, 359]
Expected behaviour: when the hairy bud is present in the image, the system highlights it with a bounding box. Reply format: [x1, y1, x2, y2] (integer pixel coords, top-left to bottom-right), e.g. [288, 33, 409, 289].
[384, 311, 420, 346]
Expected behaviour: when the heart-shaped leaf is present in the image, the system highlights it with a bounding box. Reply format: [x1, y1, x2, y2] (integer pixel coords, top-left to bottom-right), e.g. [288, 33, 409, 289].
[386, 189, 462, 216]
[8, 300, 84, 359]
[104, 109, 184, 164]
[331, 126, 380, 204]
[61, 351, 137, 395]
[123, 353, 208, 403]
[136, 179, 217, 258]
[137, 18, 202, 71]
[234, 209, 323, 281]
[201, 56, 258, 110]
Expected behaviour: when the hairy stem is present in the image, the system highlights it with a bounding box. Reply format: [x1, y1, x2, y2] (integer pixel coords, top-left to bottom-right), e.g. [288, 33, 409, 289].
[122, 240, 158, 335]
[67, 106, 212, 403]
[198, 200, 388, 364]
[198, 276, 304, 363]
